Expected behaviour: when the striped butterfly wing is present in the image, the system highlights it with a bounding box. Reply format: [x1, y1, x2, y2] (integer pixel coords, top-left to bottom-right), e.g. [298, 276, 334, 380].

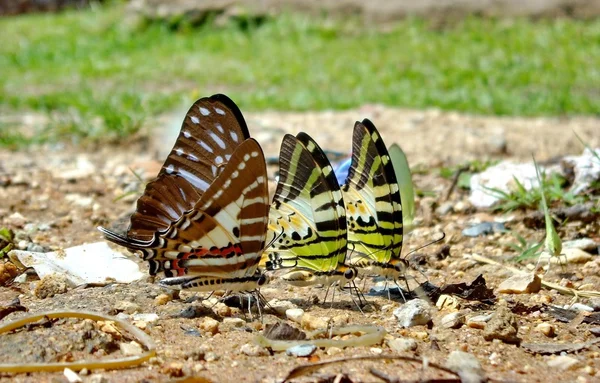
[127, 94, 250, 241]
[342, 119, 403, 266]
[102, 139, 269, 278]
[263, 133, 347, 274]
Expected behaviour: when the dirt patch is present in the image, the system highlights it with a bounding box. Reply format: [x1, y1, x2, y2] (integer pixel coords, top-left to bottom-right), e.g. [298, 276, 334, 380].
[1, 107, 600, 382]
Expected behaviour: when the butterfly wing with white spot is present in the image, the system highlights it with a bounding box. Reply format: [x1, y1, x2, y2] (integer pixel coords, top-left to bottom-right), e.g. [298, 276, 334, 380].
[128, 94, 251, 240]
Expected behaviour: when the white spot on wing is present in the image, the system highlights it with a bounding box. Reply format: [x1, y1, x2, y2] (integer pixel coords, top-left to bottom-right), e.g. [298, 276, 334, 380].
[230, 131, 238, 142]
[178, 168, 210, 191]
[199, 107, 210, 116]
[175, 148, 183, 156]
[190, 116, 200, 124]
[199, 140, 213, 153]
[188, 153, 199, 161]
[209, 132, 226, 149]
[215, 107, 226, 115]
[183, 130, 192, 138]
[215, 156, 223, 164]
[165, 164, 175, 174]
[215, 123, 224, 133]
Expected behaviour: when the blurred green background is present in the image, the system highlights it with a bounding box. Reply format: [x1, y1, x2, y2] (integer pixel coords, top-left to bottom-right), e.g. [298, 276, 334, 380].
[1, 1, 599, 147]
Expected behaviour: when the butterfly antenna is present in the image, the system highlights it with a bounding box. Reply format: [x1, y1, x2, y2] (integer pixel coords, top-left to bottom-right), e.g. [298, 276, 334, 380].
[403, 231, 446, 259]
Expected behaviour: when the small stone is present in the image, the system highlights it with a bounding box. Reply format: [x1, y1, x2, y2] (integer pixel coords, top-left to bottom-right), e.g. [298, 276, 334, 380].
[562, 238, 599, 252]
[326, 347, 342, 356]
[568, 303, 594, 312]
[213, 302, 232, 317]
[445, 351, 485, 383]
[435, 202, 454, 216]
[120, 341, 143, 356]
[63, 368, 82, 383]
[0, 262, 19, 286]
[33, 273, 70, 299]
[461, 222, 505, 237]
[240, 343, 269, 357]
[539, 248, 593, 265]
[535, 323, 556, 337]
[204, 352, 219, 362]
[387, 337, 418, 352]
[286, 308, 305, 323]
[497, 273, 541, 294]
[199, 317, 220, 335]
[547, 355, 581, 371]
[100, 321, 122, 339]
[441, 312, 465, 329]
[286, 344, 316, 357]
[436, 294, 460, 310]
[154, 294, 172, 306]
[222, 317, 245, 327]
[412, 331, 429, 341]
[115, 301, 141, 314]
[466, 314, 493, 329]
[160, 362, 185, 377]
[393, 299, 433, 328]
[301, 313, 328, 330]
[87, 374, 107, 383]
[370, 347, 383, 355]
[268, 299, 298, 315]
[483, 306, 520, 344]
[6, 212, 27, 227]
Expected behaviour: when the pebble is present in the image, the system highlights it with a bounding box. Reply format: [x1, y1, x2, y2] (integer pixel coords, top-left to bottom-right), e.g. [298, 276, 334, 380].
[115, 301, 141, 314]
[268, 299, 298, 315]
[285, 344, 317, 357]
[445, 351, 485, 383]
[535, 323, 556, 337]
[301, 313, 328, 330]
[435, 202, 454, 216]
[286, 308, 305, 323]
[538, 248, 593, 265]
[6, 212, 27, 227]
[160, 362, 184, 377]
[441, 312, 465, 329]
[387, 337, 418, 352]
[120, 341, 143, 356]
[213, 302, 232, 317]
[563, 238, 598, 252]
[0, 262, 19, 286]
[87, 375, 107, 383]
[33, 273, 70, 299]
[497, 273, 541, 294]
[326, 347, 342, 356]
[63, 368, 82, 383]
[547, 355, 581, 371]
[222, 317, 245, 327]
[199, 317, 220, 335]
[568, 303, 594, 312]
[483, 306, 520, 344]
[466, 314, 493, 329]
[461, 222, 505, 237]
[204, 351, 219, 362]
[154, 293, 172, 306]
[240, 343, 269, 357]
[393, 299, 433, 328]
[436, 294, 460, 310]
[132, 313, 159, 323]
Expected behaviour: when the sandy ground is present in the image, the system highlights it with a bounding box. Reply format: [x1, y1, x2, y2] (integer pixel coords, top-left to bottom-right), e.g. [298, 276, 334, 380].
[1, 106, 600, 383]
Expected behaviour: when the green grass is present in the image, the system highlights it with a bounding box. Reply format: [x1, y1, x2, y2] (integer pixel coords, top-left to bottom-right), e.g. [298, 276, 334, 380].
[1, 3, 600, 145]
[486, 171, 588, 212]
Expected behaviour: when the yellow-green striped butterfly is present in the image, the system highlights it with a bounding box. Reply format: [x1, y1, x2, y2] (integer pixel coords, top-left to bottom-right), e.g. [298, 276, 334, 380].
[343, 119, 408, 282]
[388, 143, 415, 233]
[262, 132, 356, 289]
